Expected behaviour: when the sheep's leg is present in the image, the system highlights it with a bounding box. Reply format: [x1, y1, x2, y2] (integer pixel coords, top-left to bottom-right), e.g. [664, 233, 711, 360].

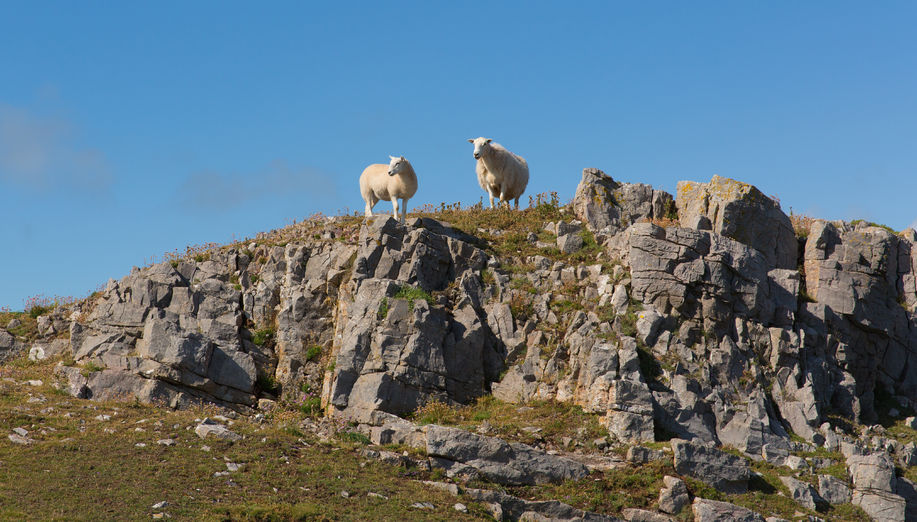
[514, 196, 520, 210]
[401, 198, 409, 223]
[392, 198, 400, 222]
[364, 198, 375, 217]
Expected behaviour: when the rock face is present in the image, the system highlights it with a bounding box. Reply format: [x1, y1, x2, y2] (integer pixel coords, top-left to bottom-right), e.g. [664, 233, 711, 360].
[676, 175, 797, 270]
[326, 217, 502, 420]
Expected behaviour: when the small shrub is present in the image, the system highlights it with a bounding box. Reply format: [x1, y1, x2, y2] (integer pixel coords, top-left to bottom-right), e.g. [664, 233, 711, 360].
[256, 374, 280, 395]
[339, 431, 371, 445]
[305, 345, 322, 362]
[252, 328, 275, 347]
[413, 399, 458, 425]
[393, 285, 434, 309]
[377, 298, 389, 320]
[80, 361, 105, 377]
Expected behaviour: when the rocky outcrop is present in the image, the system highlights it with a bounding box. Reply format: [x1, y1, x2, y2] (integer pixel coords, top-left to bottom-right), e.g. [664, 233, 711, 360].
[676, 175, 796, 270]
[573, 168, 674, 234]
[326, 217, 503, 420]
[15, 165, 916, 519]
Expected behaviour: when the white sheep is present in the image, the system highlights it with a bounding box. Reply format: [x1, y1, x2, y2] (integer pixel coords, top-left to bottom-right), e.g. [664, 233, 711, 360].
[359, 155, 418, 223]
[468, 137, 529, 209]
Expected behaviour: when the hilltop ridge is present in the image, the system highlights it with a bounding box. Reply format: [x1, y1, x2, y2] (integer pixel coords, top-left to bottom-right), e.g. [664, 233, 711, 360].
[3, 168, 917, 521]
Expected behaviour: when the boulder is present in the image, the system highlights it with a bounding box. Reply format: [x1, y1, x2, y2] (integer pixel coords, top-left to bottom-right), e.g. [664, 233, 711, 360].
[847, 453, 896, 493]
[817, 474, 851, 505]
[658, 475, 689, 515]
[194, 418, 242, 442]
[691, 498, 765, 522]
[424, 424, 589, 486]
[851, 490, 906, 522]
[779, 476, 822, 510]
[672, 439, 751, 493]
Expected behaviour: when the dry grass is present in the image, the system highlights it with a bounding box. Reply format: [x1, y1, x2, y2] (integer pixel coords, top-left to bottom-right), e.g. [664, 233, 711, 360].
[789, 212, 816, 238]
[0, 355, 488, 521]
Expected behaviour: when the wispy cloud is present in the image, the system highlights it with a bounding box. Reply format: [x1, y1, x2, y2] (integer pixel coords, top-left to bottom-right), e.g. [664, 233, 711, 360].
[0, 103, 112, 191]
[177, 160, 341, 213]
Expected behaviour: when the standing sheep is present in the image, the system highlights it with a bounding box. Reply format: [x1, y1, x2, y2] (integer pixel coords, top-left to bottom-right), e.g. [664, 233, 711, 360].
[359, 155, 418, 223]
[468, 137, 529, 209]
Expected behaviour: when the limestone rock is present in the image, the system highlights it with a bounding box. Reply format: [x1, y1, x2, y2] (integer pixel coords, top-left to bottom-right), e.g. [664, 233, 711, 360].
[424, 424, 589, 486]
[691, 498, 765, 522]
[851, 490, 906, 522]
[779, 476, 822, 510]
[672, 439, 751, 493]
[572, 168, 674, 233]
[818, 474, 851, 505]
[677, 175, 796, 270]
[194, 418, 242, 442]
[658, 475, 689, 515]
[847, 453, 896, 493]
[465, 488, 620, 522]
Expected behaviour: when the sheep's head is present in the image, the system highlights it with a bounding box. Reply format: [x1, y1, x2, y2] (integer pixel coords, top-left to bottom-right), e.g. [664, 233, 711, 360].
[387, 155, 407, 176]
[468, 137, 492, 160]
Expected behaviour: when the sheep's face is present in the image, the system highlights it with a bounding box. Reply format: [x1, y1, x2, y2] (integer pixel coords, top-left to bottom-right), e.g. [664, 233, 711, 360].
[388, 155, 407, 176]
[468, 137, 492, 160]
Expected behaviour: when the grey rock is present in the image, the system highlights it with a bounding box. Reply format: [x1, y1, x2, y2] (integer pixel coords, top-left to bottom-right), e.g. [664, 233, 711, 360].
[558, 231, 584, 254]
[194, 418, 241, 442]
[626, 446, 665, 465]
[895, 477, 917, 522]
[672, 439, 751, 493]
[658, 475, 689, 515]
[691, 498, 765, 522]
[677, 175, 796, 270]
[852, 489, 906, 522]
[761, 443, 789, 466]
[572, 168, 674, 233]
[847, 453, 896, 493]
[779, 476, 822, 510]
[465, 487, 621, 522]
[817, 474, 851, 505]
[622, 508, 674, 522]
[425, 424, 589, 486]
[8, 433, 33, 445]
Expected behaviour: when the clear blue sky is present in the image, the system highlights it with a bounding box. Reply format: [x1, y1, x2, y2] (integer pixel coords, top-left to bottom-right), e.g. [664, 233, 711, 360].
[1, 2, 915, 310]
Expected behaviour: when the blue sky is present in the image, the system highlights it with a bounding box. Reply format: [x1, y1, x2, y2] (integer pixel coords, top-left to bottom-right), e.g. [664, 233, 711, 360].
[1, 2, 915, 310]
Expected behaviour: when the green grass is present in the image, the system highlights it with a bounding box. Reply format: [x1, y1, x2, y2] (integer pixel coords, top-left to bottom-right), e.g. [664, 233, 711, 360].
[393, 285, 434, 309]
[305, 345, 322, 363]
[251, 327, 275, 347]
[512, 460, 671, 515]
[411, 396, 606, 449]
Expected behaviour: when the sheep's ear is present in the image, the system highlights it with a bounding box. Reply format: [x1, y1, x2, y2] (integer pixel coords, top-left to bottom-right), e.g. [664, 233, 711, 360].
[486, 139, 492, 144]
[400, 155, 405, 161]
[467, 139, 474, 143]
[389, 155, 396, 161]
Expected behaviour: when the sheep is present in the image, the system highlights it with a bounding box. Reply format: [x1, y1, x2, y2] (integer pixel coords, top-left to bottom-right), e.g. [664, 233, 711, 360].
[468, 137, 529, 209]
[359, 155, 418, 223]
